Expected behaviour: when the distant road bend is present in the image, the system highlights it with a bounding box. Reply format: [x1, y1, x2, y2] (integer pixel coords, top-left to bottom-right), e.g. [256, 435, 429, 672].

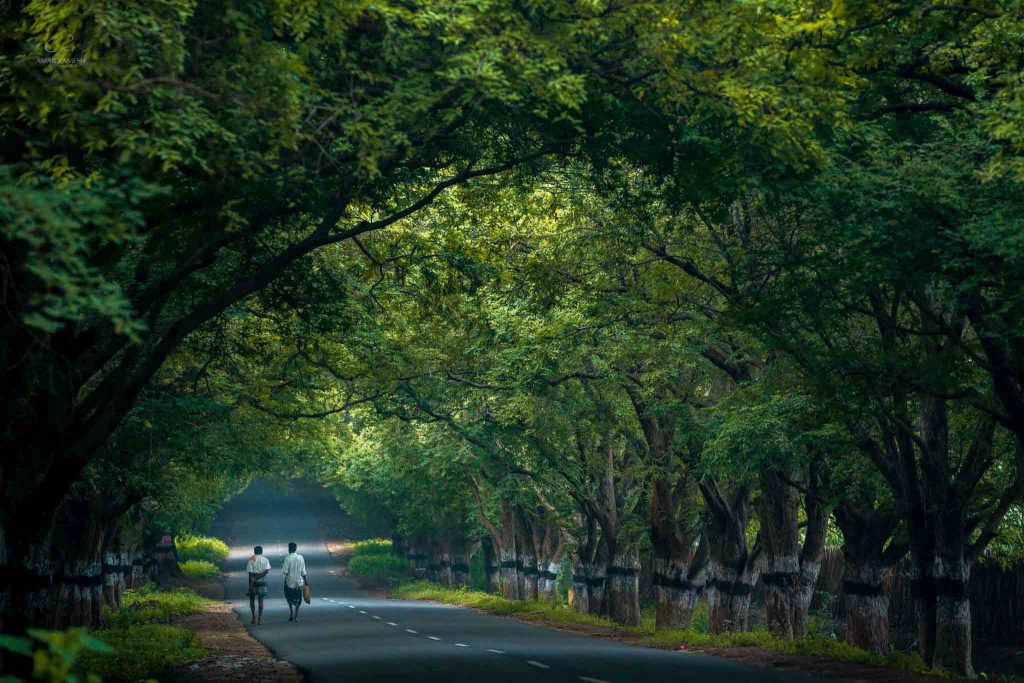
[208, 481, 823, 683]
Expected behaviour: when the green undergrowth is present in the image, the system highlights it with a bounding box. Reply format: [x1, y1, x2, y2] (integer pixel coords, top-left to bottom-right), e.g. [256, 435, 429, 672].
[393, 582, 615, 628]
[75, 585, 211, 681]
[77, 624, 206, 682]
[178, 558, 221, 579]
[393, 582, 1021, 681]
[640, 628, 932, 673]
[348, 538, 407, 581]
[350, 538, 392, 555]
[104, 584, 212, 627]
[176, 534, 230, 563]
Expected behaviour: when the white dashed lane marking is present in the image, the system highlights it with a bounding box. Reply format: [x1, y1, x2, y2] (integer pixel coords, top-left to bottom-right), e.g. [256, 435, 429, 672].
[372, 616, 381, 620]
[454, 643, 469, 647]
[486, 649, 506, 654]
[405, 629, 418, 634]
[526, 661, 550, 669]
[358, 610, 367, 614]
[348, 605, 355, 609]
[579, 678, 611, 683]
[427, 636, 442, 641]
[386, 622, 397, 626]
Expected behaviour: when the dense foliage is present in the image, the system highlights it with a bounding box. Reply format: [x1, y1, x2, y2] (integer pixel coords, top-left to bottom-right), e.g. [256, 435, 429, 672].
[1, 0, 1023, 679]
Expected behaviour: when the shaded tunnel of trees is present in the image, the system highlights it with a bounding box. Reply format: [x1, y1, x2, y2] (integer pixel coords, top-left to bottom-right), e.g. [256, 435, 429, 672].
[2, 0, 1023, 679]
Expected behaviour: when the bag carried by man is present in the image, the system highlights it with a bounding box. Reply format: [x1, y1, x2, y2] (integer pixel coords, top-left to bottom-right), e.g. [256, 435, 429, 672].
[303, 583, 311, 604]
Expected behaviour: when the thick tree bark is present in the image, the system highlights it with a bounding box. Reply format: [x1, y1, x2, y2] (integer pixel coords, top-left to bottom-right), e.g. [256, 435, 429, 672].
[537, 558, 561, 602]
[653, 537, 707, 630]
[654, 556, 702, 628]
[481, 537, 501, 594]
[434, 542, 452, 586]
[569, 521, 607, 616]
[498, 501, 521, 599]
[450, 548, 471, 587]
[757, 463, 830, 639]
[499, 547, 521, 599]
[701, 480, 758, 634]
[706, 557, 759, 633]
[843, 561, 891, 655]
[648, 475, 704, 630]
[515, 508, 539, 601]
[532, 521, 564, 604]
[834, 500, 905, 655]
[758, 467, 802, 639]
[574, 559, 607, 616]
[606, 550, 641, 626]
[630, 389, 705, 630]
[931, 556, 973, 678]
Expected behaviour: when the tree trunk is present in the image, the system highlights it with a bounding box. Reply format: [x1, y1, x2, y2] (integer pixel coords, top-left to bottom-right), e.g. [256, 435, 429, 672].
[450, 552, 470, 586]
[843, 561, 891, 655]
[606, 551, 640, 626]
[482, 537, 501, 594]
[499, 546, 520, 600]
[154, 532, 184, 585]
[758, 467, 802, 639]
[406, 541, 428, 577]
[648, 476, 704, 630]
[513, 507, 537, 600]
[569, 556, 590, 614]
[537, 558, 561, 602]
[701, 481, 757, 634]
[833, 496, 906, 655]
[569, 556, 606, 616]
[102, 550, 130, 610]
[706, 558, 758, 633]
[911, 556, 938, 667]
[931, 556, 974, 678]
[654, 555, 705, 629]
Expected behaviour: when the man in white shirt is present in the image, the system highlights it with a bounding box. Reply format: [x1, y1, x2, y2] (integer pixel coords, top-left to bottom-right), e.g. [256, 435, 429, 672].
[246, 546, 271, 625]
[282, 542, 307, 622]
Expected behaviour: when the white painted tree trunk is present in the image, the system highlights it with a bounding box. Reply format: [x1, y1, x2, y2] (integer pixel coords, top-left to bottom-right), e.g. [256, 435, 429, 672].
[520, 553, 539, 601]
[537, 561, 560, 602]
[499, 548, 520, 600]
[931, 557, 974, 678]
[606, 551, 640, 626]
[654, 557, 703, 629]
[842, 562, 891, 655]
[706, 560, 757, 633]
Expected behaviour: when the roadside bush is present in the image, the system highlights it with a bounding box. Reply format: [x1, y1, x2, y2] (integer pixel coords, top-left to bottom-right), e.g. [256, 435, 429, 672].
[177, 534, 229, 563]
[348, 553, 407, 581]
[105, 585, 211, 627]
[179, 559, 220, 579]
[73, 585, 211, 681]
[351, 538, 392, 556]
[77, 624, 205, 682]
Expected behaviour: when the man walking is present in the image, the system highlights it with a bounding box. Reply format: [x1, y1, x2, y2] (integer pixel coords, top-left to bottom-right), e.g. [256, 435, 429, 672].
[247, 546, 271, 625]
[282, 542, 307, 622]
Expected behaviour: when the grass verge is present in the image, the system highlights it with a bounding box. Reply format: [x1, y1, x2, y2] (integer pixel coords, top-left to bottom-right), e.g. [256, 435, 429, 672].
[76, 585, 212, 681]
[392, 582, 974, 680]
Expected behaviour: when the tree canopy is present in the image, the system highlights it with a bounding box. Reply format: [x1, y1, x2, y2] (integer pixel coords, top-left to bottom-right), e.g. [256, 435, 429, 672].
[2, 0, 1023, 677]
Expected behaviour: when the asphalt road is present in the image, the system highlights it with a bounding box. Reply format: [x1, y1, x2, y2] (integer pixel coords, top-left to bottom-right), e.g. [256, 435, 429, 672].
[208, 480, 822, 683]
